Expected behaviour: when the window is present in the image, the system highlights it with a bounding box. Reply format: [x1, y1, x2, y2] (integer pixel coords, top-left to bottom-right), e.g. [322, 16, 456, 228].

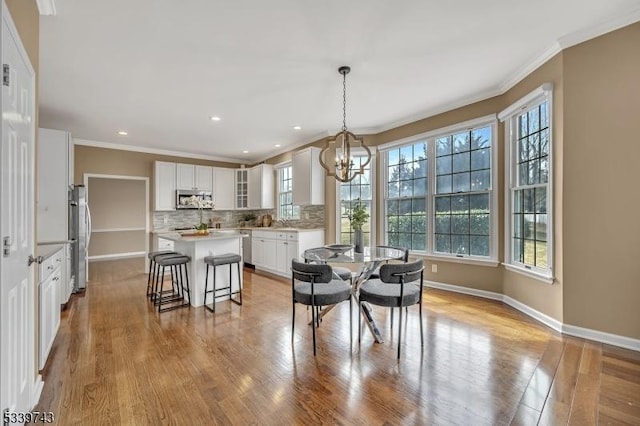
[381, 115, 497, 261]
[500, 83, 553, 279]
[434, 127, 492, 257]
[338, 155, 374, 245]
[386, 142, 427, 251]
[277, 165, 299, 219]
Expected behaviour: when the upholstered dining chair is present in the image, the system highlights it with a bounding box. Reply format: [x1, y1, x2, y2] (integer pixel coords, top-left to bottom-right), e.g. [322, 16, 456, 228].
[291, 259, 352, 356]
[358, 259, 424, 359]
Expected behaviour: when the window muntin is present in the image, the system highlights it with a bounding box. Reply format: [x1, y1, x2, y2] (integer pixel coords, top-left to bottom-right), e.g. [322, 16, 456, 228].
[512, 101, 550, 269]
[339, 156, 373, 245]
[277, 165, 299, 219]
[385, 142, 427, 251]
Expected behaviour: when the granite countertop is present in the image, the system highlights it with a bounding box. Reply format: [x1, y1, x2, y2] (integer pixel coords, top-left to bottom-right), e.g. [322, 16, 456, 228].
[161, 230, 245, 242]
[153, 226, 324, 234]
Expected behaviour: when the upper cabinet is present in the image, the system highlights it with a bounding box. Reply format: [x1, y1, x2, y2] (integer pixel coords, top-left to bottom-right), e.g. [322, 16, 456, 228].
[292, 147, 325, 205]
[249, 164, 274, 209]
[235, 169, 248, 209]
[37, 128, 74, 242]
[213, 167, 235, 210]
[154, 161, 176, 211]
[176, 164, 213, 191]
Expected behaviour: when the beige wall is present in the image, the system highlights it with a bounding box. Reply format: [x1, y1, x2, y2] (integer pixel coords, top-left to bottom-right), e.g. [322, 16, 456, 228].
[562, 22, 640, 338]
[88, 178, 146, 229]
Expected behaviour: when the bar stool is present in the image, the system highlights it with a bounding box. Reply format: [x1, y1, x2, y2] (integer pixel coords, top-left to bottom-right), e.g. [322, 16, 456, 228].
[203, 253, 243, 313]
[146, 250, 178, 298]
[153, 253, 191, 312]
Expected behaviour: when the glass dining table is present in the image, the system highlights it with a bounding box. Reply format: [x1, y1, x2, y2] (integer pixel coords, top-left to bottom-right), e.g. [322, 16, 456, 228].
[303, 245, 406, 343]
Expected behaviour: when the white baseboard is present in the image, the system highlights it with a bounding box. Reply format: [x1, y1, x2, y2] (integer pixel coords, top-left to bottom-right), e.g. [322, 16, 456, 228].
[562, 323, 640, 352]
[31, 374, 44, 409]
[425, 279, 639, 352]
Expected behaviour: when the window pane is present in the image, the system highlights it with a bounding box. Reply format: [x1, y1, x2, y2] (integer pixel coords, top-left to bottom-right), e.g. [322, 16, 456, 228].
[436, 137, 451, 156]
[452, 173, 470, 192]
[471, 169, 490, 191]
[535, 187, 547, 213]
[387, 216, 399, 233]
[436, 175, 452, 194]
[436, 156, 452, 175]
[513, 238, 523, 263]
[514, 190, 522, 213]
[470, 214, 489, 235]
[435, 215, 450, 234]
[400, 145, 414, 163]
[451, 214, 469, 234]
[413, 178, 427, 197]
[519, 114, 528, 138]
[528, 158, 540, 185]
[453, 132, 470, 153]
[536, 214, 547, 242]
[536, 241, 548, 268]
[412, 234, 426, 251]
[415, 157, 427, 178]
[452, 152, 470, 173]
[400, 182, 413, 198]
[519, 138, 529, 163]
[470, 193, 489, 212]
[411, 215, 426, 234]
[451, 235, 468, 255]
[412, 198, 426, 214]
[399, 233, 412, 249]
[470, 236, 490, 257]
[471, 127, 491, 150]
[524, 214, 535, 239]
[399, 199, 412, 215]
[435, 196, 451, 214]
[471, 148, 490, 170]
[518, 161, 528, 186]
[388, 181, 399, 198]
[529, 107, 539, 133]
[435, 234, 450, 253]
[514, 214, 523, 238]
[388, 232, 399, 246]
[388, 149, 400, 166]
[539, 157, 549, 184]
[387, 200, 399, 215]
[452, 195, 469, 213]
[523, 188, 535, 213]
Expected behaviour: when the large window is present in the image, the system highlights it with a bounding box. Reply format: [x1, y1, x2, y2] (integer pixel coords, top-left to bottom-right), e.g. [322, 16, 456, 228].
[386, 142, 427, 251]
[381, 116, 497, 261]
[501, 84, 553, 279]
[277, 165, 299, 219]
[338, 155, 373, 245]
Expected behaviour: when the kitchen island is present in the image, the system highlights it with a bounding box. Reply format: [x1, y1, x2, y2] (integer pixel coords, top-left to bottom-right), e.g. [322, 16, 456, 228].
[161, 231, 244, 307]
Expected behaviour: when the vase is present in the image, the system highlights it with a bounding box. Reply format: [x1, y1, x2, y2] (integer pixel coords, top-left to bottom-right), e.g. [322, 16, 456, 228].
[354, 229, 364, 253]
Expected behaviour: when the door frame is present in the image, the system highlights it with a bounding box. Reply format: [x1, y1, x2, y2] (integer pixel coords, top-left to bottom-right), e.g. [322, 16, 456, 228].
[83, 173, 150, 272]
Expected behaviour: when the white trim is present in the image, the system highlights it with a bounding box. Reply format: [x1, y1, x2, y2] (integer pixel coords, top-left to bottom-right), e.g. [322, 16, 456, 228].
[377, 114, 497, 152]
[425, 280, 503, 301]
[502, 296, 563, 333]
[74, 138, 250, 165]
[425, 280, 640, 352]
[88, 251, 146, 261]
[36, 0, 56, 15]
[499, 44, 561, 94]
[418, 254, 500, 268]
[562, 324, 640, 353]
[498, 83, 553, 121]
[503, 263, 554, 285]
[91, 227, 146, 233]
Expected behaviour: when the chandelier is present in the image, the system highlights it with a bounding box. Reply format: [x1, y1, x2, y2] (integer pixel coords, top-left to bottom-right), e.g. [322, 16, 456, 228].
[319, 66, 371, 183]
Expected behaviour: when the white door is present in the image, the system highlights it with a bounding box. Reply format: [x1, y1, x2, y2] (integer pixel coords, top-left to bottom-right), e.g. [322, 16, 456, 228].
[1, 4, 37, 416]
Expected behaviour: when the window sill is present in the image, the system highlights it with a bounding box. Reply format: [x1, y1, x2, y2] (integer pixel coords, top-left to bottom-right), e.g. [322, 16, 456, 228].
[412, 253, 499, 267]
[502, 263, 554, 284]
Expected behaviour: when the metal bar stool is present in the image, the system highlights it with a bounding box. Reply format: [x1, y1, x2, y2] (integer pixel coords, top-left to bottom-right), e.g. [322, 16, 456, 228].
[146, 250, 178, 299]
[203, 253, 243, 313]
[153, 253, 191, 312]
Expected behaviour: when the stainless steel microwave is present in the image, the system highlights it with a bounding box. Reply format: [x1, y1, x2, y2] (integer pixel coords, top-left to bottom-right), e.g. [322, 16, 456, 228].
[176, 190, 214, 209]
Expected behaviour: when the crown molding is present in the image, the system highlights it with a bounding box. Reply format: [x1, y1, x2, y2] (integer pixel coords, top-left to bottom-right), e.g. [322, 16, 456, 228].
[558, 4, 640, 49]
[74, 138, 251, 164]
[498, 42, 562, 94]
[36, 0, 56, 16]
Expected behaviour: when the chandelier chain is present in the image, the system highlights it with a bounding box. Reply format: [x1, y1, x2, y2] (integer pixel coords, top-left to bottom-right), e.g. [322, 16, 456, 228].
[342, 71, 347, 131]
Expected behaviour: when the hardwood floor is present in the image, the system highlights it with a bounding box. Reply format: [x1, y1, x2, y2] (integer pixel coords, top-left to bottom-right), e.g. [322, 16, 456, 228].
[35, 259, 640, 425]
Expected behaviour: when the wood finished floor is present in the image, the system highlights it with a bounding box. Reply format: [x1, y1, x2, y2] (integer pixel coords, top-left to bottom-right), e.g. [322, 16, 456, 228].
[35, 259, 640, 425]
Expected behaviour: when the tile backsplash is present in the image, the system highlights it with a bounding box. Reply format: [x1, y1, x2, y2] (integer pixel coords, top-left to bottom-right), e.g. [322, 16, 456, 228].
[153, 205, 324, 230]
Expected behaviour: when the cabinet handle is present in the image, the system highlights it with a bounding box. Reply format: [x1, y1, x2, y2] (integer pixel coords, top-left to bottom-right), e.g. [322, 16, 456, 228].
[47, 265, 53, 270]
[52, 276, 59, 281]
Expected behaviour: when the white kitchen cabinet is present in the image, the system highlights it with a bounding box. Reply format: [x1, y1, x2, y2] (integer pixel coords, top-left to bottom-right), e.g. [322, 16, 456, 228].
[252, 229, 323, 277]
[249, 164, 274, 209]
[37, 128, 73, 243]
[60, 243, 72, 305]
[38, 245, 63, 369]
[154, 161, 177, 211]
[213, 167, 235, 210]
[235, 169, 248, 209]
[292, 147, 325, 205]
[177, 164, 213, 191]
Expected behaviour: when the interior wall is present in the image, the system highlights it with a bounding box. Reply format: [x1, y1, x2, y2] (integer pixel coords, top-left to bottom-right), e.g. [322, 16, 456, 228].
[562, 22, 640, 339]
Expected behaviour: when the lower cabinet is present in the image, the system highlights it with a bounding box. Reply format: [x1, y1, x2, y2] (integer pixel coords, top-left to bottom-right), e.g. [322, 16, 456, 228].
[252, 229, 324, 277]
[38, 246, 63, 370]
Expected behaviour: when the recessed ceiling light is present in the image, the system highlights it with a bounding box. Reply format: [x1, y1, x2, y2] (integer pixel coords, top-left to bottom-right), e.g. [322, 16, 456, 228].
[293, 126, 301, 130]
[210, 116, 221, 121]
[275, 144, 281, 148]
[117, 131, 128, 136]
[242, 150, 249, 154]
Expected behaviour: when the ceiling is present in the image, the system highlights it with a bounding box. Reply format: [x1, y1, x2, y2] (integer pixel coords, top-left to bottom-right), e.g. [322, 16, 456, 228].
[38, 0, 640, 163]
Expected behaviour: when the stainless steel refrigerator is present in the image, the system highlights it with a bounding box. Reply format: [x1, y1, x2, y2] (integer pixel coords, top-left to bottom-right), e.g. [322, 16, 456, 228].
[69, 185, 91, 291]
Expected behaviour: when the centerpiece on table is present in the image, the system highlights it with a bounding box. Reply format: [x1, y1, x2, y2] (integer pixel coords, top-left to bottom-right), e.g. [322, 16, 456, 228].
[348, 200, 369, 253]
[193, 196, 214, 235]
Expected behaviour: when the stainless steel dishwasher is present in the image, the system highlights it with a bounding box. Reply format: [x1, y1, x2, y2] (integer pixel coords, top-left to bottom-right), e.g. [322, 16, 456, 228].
[239, 229, 253, 267]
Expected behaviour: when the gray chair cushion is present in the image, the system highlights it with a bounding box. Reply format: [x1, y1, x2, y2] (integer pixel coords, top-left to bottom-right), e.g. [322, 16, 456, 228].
[149, 250, 177, 260]
[379, 260, 423, 284]
[204, 253, 242, 266]
[291, 259, 333, 283]
[294, 280, 351, 306]
[156, 255, 191, 266]
[359, 279, 421, 307]
[332, 266, 353, 281]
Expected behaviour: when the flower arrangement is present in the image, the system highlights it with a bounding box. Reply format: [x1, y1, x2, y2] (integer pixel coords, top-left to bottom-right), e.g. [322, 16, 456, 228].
[195, 198, 214, 232]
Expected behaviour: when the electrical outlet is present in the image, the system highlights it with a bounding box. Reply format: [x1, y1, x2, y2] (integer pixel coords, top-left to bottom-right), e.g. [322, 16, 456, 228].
[431, 264, 438, 273]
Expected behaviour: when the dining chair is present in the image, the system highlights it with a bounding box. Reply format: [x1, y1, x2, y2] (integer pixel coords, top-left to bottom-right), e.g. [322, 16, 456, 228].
[367, 245, 410, 329]
[358, 259, 424, 359]
[291, 259, 352, 356]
